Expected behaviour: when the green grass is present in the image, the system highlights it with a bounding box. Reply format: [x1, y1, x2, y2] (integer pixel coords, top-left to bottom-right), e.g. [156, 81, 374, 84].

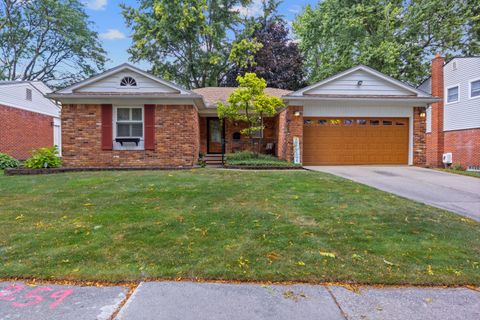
[440, 169, 480, 178]
[226, 151, 299, 167]
[0, 169, 479, 285]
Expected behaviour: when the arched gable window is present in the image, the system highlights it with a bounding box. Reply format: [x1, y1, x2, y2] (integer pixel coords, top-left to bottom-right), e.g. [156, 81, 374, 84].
[120, 76, 137, 87]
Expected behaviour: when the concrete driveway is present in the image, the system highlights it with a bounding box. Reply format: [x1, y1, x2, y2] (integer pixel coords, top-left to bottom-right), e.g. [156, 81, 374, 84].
[305, 166, 480, 222]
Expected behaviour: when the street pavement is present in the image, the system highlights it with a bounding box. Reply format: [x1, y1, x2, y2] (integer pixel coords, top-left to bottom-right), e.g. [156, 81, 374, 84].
[1, 280, 479, 319]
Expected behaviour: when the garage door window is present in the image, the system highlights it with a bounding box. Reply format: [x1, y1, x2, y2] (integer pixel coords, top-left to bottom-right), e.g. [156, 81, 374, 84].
[357, 119, 367, 125]
[329, 119, 341, 125]
[383, 120, 393, 125]
[304, 119, 313, 125]
[395, 121, 405, 126]
[370, 120, 380, 125]
[343, 119, 354, 125]
[318, 119, 327, 125]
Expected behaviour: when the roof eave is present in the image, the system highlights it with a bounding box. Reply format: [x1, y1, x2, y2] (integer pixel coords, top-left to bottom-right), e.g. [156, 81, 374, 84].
[282, 95, 440, 103]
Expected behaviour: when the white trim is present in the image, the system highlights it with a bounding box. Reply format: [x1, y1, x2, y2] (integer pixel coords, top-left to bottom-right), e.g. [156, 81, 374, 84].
[468, 77, 480, 100]
[445, 84, 460, 105]
[55, 63, 195, 95]
[112, 105, 145, 151]
[288, 65, 431, 97]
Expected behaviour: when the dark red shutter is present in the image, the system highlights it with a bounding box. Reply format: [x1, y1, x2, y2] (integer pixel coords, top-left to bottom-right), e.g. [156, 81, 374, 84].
[101, 104, 113, 150]
[144, 104, 155, 150]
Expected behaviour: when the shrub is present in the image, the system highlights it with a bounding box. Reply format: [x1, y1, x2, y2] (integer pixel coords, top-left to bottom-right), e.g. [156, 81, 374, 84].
[0, 153, 20, 169]
[226, 151, 298, 167]
[25, 146, 62, 169]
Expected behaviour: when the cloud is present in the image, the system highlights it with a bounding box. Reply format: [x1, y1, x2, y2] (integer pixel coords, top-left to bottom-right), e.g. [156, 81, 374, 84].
[288, 5, 301, 14]
[84, 0, 107, 10]
[100, 29, 126, 40]
[233, 0, 264, 17]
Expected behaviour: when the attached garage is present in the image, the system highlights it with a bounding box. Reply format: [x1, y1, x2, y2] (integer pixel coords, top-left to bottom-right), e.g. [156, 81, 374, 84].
[283, 65, 438, 166]
[303, 117, 409, 165]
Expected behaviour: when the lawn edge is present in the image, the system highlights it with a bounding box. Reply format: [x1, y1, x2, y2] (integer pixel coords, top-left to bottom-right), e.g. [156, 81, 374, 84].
[0, 276, 477, 289]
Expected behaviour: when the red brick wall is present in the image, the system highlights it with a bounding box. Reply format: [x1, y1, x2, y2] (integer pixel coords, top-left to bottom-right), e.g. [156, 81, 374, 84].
[61, 104, 199, 167]
[0, 104, 54, 160]
[413, 107, 426, 166]
[443, 129, 480, 167]
[276, 106, 303, 162]
[427, 54, 445, 167]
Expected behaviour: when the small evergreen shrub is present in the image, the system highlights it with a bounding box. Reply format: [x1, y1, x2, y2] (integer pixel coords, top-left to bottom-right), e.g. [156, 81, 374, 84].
[226, 151, 298, 167]
[0, 153, 20, 169]
[25, 146, 62, 169]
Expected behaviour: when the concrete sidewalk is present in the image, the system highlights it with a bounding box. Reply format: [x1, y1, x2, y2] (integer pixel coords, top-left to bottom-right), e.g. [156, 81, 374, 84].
[1, 281, 479, 319]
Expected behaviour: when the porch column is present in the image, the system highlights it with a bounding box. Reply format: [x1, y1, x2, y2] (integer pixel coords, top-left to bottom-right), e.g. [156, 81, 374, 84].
[276, 105, 303, 163]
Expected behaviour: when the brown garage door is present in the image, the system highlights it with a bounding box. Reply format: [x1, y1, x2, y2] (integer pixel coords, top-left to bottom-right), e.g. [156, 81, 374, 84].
[303, 117, 409, 165]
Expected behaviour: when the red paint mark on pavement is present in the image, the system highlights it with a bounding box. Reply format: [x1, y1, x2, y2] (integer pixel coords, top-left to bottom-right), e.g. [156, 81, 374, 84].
[0, 283, 74, 310]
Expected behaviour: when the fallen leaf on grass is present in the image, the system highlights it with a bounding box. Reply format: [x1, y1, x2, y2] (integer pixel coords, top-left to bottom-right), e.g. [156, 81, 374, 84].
[296, 261, 305, 266]
[427, 265, 434, 275]
[15, 214, 25, 220]
[383, 259, 395, 266]
[320, 251, 336, 258]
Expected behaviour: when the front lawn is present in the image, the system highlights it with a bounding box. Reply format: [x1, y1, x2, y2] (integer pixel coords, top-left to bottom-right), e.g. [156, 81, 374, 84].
[0, 169, 479, 285]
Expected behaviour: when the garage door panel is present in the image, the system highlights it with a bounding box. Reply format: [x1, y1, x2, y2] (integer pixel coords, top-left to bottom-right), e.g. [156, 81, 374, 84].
[303, 117, 409, 165]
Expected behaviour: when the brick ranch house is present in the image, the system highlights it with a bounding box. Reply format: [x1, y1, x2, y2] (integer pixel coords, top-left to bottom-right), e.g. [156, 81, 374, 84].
[0, 81, 61, 160]
[48, 63, 437, 167]
[419, 55, 480, 168]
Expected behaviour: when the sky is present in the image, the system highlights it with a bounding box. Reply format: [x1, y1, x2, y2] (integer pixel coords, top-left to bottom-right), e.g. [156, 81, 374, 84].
[83, 0, 318, 69]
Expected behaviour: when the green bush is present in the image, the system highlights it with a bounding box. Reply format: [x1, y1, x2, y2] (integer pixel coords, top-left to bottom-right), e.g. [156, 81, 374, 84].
[226, 151, 298, 167]
[0, 153, 20, 169]
[25, 146, 62, 169]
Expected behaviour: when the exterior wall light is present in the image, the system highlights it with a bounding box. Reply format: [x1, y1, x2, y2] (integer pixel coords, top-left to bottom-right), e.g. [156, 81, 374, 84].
[420, 112, 426, 118]
[294, 111, 301, 117]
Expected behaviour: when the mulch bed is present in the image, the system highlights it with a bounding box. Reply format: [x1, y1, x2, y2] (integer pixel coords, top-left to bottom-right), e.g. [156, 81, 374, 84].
[4, 166, 198, 176]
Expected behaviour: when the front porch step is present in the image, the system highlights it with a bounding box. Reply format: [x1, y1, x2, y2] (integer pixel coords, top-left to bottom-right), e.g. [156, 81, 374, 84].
[201, 154, 225, 165]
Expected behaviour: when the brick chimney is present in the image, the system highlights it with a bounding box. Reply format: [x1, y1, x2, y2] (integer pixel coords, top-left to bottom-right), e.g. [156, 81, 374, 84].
[426, 53, 445, 167]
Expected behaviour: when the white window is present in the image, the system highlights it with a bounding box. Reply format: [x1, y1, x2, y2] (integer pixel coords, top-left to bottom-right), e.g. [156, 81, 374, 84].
[113, 107, 144, 150]
[470, 79, 480, 99]
[26, 88, 32, 101]
[446, 86, 459, 103]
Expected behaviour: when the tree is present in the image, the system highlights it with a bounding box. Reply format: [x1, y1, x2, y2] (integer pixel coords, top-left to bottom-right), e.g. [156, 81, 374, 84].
[224, 1, 306, 90]
[0, 0, 106, 86]
[122, 0, 251, 89]
[217, 73, 284, 154]
[293, 0, 480, 86]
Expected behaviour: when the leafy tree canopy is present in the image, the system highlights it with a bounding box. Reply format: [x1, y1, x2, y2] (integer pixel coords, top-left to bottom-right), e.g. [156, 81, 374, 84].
[293, 0, 480, 85]
[224, 0, 306, 90]
[122, 0, 251, 89]
[217, 72, 284, 144]
[0, 0, 106, 86]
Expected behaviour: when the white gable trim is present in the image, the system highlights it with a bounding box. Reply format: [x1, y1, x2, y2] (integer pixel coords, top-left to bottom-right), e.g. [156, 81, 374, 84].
[288, 65, 430, 97]
[56, 63, 195, 95]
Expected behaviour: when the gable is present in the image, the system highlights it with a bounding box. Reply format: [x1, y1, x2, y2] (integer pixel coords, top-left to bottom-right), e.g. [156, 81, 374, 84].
[55, 64, 194, 96]
[0, 82, 60, 117]
[75, 69, 179, 94]
[304, 69, 415, 96]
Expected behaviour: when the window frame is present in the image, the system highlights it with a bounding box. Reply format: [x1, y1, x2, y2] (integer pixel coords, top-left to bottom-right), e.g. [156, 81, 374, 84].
[113, 106, 145, 150]
[469, 78, 480, 100]
[445, 84, 460, 104]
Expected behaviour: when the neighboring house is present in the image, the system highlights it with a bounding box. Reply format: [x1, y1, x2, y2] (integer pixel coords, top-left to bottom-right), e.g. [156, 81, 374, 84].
[419, 55, 480, 168]
[0, 81, 61, 160]
[48, 63, 436, 168]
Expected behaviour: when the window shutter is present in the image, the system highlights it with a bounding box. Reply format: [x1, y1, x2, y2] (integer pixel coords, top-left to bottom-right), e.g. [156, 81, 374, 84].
[101, 104, 113, 150]
[144, 104, 155, 150]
